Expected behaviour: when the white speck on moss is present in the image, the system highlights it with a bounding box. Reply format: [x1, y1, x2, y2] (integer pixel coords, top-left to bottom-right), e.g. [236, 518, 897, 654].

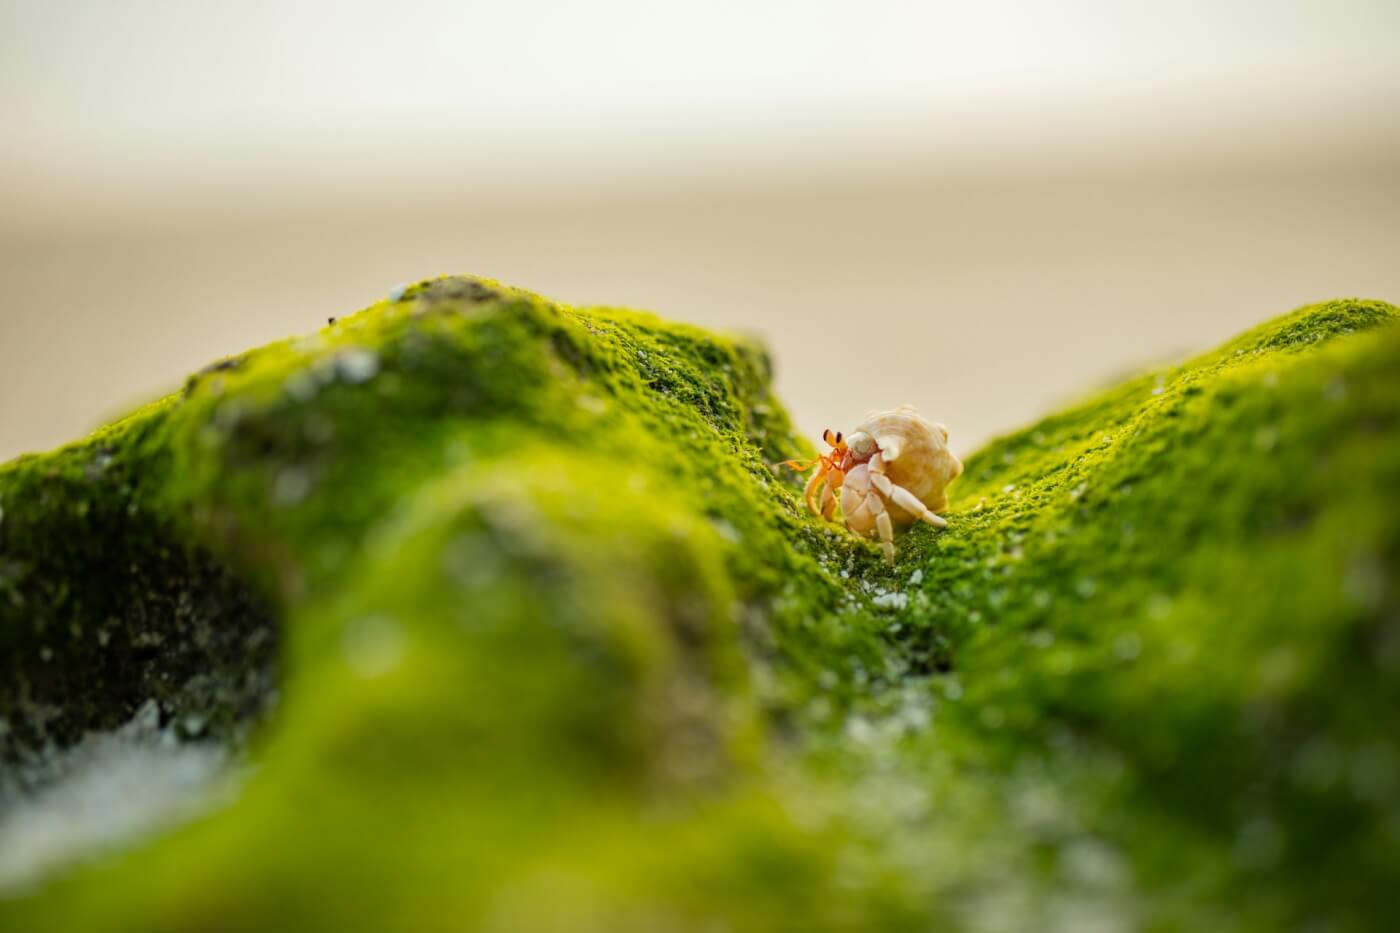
[273, 467, 312, 506]
[707, 518, 741, 544]
[908, 569, 923, 586]
[440, 534, 504, 592]
[284, 371, 319, 403]
[871, 592, 908, 611]
[389, 283, 409, 302]
[213, 400, 245, 431]
[897, 692, 932, 733]
[845, 715, 875, 745]
[1060, 837, 1128, 888]
[342, 615, 405, 678]
[1232, 817, 1282, 870]
[1343, 555, 1386, 612]
[1113, 632, 1143, 661]
[336, 349, 380, 384]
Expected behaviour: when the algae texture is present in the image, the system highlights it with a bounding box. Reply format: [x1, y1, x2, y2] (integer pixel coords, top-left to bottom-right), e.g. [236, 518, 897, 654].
[0, 278, 1396, 931]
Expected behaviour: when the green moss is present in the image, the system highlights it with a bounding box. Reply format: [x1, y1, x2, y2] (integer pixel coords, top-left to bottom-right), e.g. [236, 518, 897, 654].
[0, 408, 277, 760]
[0, 281, 1396, 930]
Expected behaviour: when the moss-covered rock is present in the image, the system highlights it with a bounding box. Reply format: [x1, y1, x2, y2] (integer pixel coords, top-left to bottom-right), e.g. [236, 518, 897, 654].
[0, 278, 1395, 930]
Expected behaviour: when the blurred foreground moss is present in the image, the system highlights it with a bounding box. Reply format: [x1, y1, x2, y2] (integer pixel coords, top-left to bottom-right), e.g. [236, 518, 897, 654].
[0, 279, 1396, 930]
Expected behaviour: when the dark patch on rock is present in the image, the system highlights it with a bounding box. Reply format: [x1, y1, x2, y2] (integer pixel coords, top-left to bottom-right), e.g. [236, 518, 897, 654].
[183, 356, 245, 398]
[413, 276, 501, 307]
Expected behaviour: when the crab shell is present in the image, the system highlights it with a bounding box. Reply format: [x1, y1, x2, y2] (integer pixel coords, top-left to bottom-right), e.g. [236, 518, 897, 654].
[845, 406, 963, 527]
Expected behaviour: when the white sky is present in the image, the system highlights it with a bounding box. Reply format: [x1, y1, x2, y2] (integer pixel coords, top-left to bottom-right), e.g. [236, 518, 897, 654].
[2, 0, 1397, 189]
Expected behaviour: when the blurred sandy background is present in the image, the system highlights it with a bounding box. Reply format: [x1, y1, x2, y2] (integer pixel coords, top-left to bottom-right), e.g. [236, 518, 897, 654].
[2, 1, 1398, 462]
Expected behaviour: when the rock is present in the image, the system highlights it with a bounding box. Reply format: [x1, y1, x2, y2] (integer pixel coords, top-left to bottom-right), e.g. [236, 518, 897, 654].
[0, 277, 1396, 930]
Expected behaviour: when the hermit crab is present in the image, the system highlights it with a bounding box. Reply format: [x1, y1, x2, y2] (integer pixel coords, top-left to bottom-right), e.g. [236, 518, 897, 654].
[779, 406, 962, 564]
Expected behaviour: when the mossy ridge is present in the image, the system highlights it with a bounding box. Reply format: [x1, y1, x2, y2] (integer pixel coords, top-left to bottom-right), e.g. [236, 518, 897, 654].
[0, 397, 278, 763]
[0, 275, 909, 930]
[843, 298, 1400, 927]
[0, 282, 1395, 930]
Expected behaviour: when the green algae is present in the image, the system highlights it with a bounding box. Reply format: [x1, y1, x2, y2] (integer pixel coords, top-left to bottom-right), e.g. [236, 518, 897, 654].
[0, 280, 1396, 930]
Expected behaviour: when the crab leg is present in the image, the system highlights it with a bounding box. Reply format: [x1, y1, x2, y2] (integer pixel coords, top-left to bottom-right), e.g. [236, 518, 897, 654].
[803, 466, 828, 516]
[869, 454, 948, 528]
[870, 495, 896, 565]
[820, 480, 838, 520]
[886, 483, 947, 528]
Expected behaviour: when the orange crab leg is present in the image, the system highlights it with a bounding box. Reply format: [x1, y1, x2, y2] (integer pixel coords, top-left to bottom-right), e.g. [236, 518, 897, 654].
[819, 480, 838, 519]
[803, 465, 830, 515]
[776, 457, 822, 472]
